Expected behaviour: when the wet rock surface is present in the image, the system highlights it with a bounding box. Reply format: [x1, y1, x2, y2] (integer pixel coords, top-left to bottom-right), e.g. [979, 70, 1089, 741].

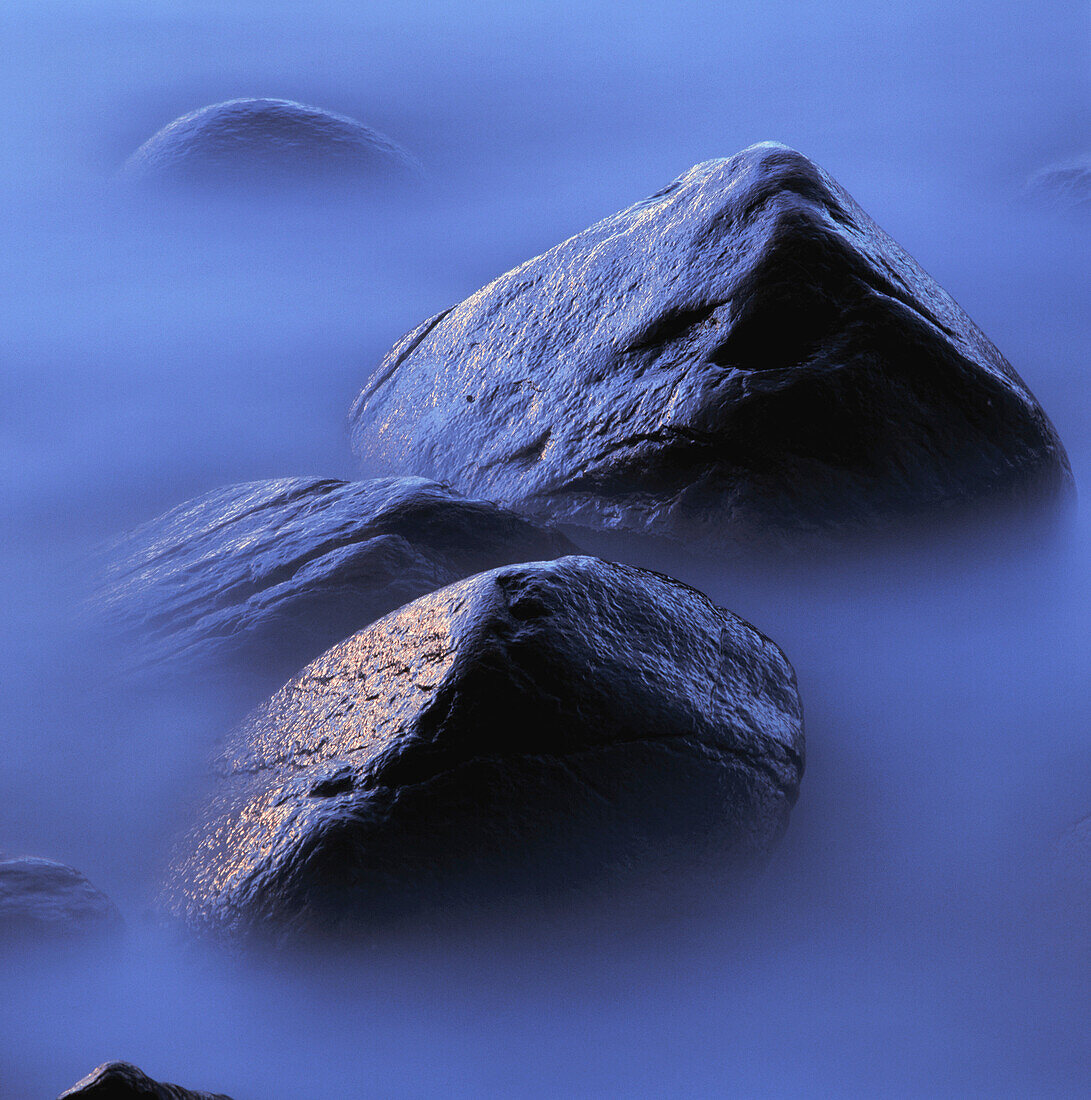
[163, 555, 804, 939]
[0, 857, 121, 942]
[58, 1061, 234, 1100]
[96, 476, 576, 696]
[121, 97, 417, 188]
[351, 142, 1072, 552]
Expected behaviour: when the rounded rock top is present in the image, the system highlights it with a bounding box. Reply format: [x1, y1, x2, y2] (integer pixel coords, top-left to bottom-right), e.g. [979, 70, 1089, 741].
[121, 97, 418, 188]
[0, 857, 121, 941]
[163, 555, 804, 938]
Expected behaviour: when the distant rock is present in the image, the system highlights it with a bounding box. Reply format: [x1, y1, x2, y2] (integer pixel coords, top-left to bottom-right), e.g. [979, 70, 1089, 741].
[1027, 158, 1091, 212]
[121, 97, 417, 189]
[1053, 815, 1091, 890]
[351, 142, 1072, 553]
[58, 1061, 233, 1100]
[0, 857, 120, 942]
[97, 476, 576, 698]
[163, 555, 804, 939]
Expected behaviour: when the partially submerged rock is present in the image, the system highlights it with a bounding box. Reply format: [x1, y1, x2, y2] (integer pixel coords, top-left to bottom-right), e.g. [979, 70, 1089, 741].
[351, 142, 1072, 552]
[121, 97, 417, 189]
[97, 476, 576, 695]
[1053, 814, 1091, 891]
[58, 1061, 233, 1100]
[1027, 158, 1091, 212]
[163, 556, 804, 938]
[0, 857, 121, 943]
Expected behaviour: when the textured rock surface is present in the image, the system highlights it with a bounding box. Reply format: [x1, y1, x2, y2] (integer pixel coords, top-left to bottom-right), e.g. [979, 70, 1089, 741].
[122, 97, 417, 188]
[351, 142, 1072, 551]
[163, 556, 804, 938]
[97, 476, 576, 694]
[1027, 158, 1091, 211]
[0, 858, 121, 942]
[58, 1061, 233, 1100]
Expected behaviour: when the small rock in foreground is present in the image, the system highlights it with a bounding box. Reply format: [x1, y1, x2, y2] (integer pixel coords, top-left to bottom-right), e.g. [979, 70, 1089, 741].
[163, 555, 804, 939]
[58, 1061, 233, 1100]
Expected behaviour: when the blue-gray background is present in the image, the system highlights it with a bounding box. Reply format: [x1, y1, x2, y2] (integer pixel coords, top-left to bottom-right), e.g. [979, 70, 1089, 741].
[1, 2, 1089, 1096]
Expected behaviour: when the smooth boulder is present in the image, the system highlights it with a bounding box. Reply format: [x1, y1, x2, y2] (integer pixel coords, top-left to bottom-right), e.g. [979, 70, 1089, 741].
[351, 142, 1072, 552]
[96, 476, 576, 695]
[121, 97, 417, 189]
[59, 1061, 233, 1100]
[0, 857, 120, 942]
[163, 556, 804, 938]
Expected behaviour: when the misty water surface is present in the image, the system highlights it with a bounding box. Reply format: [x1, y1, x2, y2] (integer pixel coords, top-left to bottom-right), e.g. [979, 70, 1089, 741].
[1, 2, 1090, 1097]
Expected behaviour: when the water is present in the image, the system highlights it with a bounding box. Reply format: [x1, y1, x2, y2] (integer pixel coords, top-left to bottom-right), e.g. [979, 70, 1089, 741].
[2, 2, 1090, 1096]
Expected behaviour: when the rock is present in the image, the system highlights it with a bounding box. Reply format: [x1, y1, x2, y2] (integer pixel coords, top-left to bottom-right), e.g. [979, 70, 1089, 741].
[1027, 158, 1091, 212]
[96, 476, 577, 698]
[58, 1061, 233, 1100]
[162, 555, 804, 938]
[350, 142, 1072, 553]
[121, 97, 417, 189]
[0, 857, 121, 942]
[1053, 815, 1091, 890]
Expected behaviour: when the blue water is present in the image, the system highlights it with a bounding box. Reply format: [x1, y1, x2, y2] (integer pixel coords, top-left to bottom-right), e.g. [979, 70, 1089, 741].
[1, 2, 1089, 1096]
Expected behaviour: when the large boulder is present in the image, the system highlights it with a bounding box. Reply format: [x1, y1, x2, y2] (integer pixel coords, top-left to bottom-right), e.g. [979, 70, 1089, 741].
[121, 97, 417, 189]
[0, 857, 121, 942]
[96, 476, 576, 696]
[162, 556, 804, 938]
[350, 142, 1072, 552]
[58, 1061, 233, 1100]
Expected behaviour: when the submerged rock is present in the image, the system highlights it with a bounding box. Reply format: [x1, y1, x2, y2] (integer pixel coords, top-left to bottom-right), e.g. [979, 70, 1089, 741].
[351, 142, 1072, 552]
[163, 555, 804, 939]
[1027, 158, 1091, 212]
[58, 1061, 233, 1100]
[1053, 815, 1091, 891]
[121, 97, 417, 189]
[97, 476, 576, 696]
[0, 857, 121, 942]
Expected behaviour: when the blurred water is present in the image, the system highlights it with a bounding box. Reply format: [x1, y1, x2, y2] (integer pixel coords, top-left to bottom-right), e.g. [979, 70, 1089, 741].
[1, 2, 1090, 1097]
